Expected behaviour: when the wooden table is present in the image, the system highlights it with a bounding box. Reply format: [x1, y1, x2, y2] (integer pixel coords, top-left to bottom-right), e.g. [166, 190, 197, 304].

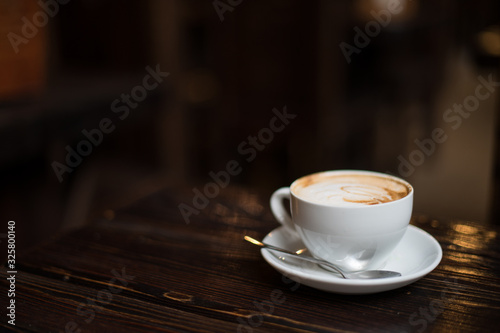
[1, 186, 499, 332]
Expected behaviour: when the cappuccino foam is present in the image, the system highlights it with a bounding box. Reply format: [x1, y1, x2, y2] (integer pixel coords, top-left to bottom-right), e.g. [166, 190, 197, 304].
[292, 173, 410, 207]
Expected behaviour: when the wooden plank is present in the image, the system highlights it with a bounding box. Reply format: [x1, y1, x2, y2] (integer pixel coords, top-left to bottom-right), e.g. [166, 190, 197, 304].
[1, 187, 499, 332]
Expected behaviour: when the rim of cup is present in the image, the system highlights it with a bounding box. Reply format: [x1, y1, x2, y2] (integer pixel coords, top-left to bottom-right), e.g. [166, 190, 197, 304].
[289, 169, 413, 208]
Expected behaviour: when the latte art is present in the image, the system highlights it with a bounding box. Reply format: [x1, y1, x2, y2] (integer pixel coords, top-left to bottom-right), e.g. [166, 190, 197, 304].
[292, 173, 410, 207]
[328, 185, 398, 205]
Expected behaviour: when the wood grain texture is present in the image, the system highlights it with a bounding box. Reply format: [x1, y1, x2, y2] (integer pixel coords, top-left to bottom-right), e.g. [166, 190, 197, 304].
[1, 186, 499, 332]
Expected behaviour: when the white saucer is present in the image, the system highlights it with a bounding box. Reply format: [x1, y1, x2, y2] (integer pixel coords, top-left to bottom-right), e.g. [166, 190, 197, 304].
[261, 225, 442, 294]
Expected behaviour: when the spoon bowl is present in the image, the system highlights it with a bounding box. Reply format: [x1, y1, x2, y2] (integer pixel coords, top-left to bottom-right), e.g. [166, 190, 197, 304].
[244, 236, 401, 279]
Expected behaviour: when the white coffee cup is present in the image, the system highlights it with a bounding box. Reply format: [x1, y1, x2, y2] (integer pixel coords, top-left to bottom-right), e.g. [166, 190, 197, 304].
[270, 170, 413, 272]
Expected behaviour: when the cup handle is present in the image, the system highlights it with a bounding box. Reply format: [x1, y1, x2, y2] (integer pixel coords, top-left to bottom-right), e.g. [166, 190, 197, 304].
[270, 187, 296, 233]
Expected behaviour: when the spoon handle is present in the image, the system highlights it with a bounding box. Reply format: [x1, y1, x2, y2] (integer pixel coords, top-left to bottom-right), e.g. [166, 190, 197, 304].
[244, 236, 347, 278]
[264, 243, 348, 278]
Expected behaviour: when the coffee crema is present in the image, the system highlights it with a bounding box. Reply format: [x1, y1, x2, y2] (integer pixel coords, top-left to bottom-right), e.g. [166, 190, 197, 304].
[292, 173, 410, 207]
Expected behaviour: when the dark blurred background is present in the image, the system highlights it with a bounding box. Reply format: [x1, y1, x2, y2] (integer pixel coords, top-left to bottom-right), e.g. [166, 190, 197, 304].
[0, 0, 499, 252]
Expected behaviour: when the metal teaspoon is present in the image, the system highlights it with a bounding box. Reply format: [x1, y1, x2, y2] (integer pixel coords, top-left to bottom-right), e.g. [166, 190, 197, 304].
[244, 236, 401, 279]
